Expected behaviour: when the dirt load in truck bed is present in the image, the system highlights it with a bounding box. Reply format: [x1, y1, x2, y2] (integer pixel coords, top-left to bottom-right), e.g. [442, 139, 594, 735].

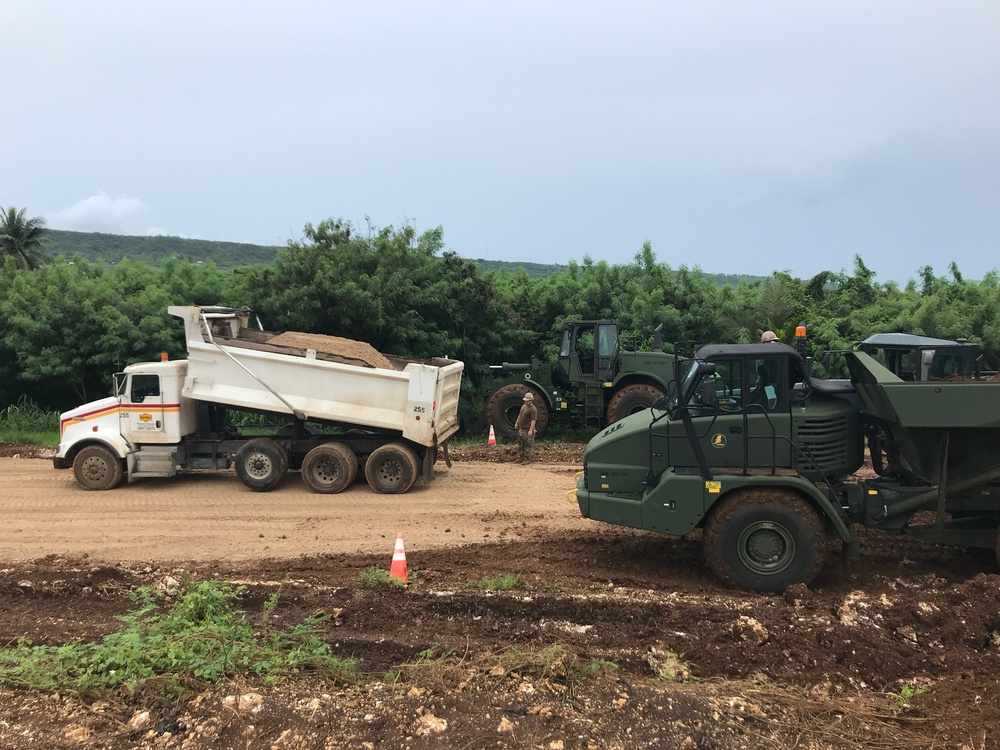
[265, 331, 396, 370]
[0, 443, 998, 749]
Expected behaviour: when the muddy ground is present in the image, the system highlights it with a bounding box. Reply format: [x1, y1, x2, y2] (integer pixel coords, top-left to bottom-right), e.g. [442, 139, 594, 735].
[0, 442, 999, 749]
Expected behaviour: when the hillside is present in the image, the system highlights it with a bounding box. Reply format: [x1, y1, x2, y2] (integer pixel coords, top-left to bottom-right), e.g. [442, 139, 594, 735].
[42, 229, 759, 284]
[44, 230, 282, 270]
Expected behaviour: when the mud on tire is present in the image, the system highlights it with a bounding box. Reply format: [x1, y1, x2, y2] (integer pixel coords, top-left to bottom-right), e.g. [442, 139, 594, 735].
[606, 383, 664, 424]
[73, 444, 125, 491]
[364, 442, 420, 494]
[301, 442, 358, 494]
[235, 438, 288, 492]
[703, 488, 826, 593]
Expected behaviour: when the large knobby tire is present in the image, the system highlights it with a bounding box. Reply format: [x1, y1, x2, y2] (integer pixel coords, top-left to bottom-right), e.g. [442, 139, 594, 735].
[364, 442, 420, 494]
[73, 444, 125, 491]
[301, 442, 358, 494]
[485, 383, 550, 440]
[606, 383, 664, 424]
[703, 488, 826, 593]
[235, 438, 288, 492]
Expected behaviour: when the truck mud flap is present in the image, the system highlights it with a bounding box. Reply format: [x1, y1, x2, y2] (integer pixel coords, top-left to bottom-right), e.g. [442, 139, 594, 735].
[421, 448, 436, 486]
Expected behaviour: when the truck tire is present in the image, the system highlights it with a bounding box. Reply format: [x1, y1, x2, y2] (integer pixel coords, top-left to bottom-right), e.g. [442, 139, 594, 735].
[235, 438, 288, 492]
[485, 384, 550, 440]
[73, 444, 125, 491]
[703, 488, 825, 593]
[364, 442, 420, 494]
[606, 384, 663, 424]
[301, 442, 358, 494]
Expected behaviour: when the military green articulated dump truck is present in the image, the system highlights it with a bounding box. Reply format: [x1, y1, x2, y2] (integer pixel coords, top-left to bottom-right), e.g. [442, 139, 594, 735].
[475, 321, 676, 439]
[575, 334, 1000, 592]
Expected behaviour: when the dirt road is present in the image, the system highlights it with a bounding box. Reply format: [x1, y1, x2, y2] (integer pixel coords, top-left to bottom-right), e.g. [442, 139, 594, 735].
[0, 454, 588, 561]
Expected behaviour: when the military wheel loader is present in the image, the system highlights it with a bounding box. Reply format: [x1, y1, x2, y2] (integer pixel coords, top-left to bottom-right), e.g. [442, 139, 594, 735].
[475, 321, 677, 439]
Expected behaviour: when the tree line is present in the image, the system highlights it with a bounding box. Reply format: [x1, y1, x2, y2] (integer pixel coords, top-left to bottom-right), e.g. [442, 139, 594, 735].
[2, 210, 999, 414]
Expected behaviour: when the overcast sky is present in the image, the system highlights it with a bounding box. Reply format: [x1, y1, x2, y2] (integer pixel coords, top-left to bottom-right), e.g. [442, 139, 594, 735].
[4, 1, 998, 284]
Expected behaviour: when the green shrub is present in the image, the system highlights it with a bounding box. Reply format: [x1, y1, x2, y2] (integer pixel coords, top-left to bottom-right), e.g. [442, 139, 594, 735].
[0, 577, 357, 697]
[0, 397, 59, 444]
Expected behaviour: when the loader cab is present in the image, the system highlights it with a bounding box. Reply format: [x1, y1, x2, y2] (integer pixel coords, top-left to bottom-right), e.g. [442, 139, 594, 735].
[856, 333, 978, 381]
[555, 321, 620, 388]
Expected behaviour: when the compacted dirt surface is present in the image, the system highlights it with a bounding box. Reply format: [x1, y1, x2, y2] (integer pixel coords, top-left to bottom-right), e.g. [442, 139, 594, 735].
[1, 441, 999, 749]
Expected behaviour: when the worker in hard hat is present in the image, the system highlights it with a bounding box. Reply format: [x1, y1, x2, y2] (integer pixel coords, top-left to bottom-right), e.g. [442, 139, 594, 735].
[514, 392, 538, 463]
[760, 330, 780, 343]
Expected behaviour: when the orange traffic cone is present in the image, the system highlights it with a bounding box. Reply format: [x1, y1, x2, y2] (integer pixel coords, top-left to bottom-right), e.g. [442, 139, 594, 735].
[389, 533, 408, 584]
[488, 425, 497, 445]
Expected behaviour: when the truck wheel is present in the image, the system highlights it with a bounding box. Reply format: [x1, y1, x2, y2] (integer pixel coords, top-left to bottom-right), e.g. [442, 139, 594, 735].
[485, 384, 550, 440]
[606, 384, 663, 424]
[73, 445, 125, 491]
[703, 488, 825, 593]
[301, 442, 358, 494]
[365, 443, 420, 494]
[235, 438, 288, 492]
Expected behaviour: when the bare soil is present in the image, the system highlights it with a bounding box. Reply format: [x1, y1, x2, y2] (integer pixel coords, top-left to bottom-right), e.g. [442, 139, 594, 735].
[1, 442, 999, 749]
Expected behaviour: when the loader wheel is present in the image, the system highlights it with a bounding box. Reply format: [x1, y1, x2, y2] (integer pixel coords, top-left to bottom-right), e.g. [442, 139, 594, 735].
[703, 488, 825, 593]
[606, 384, 664, 424]
[365, 443, 420, 494]
[485, 384, 550, 440]
[301, 442, 358, 494]
[73, 445, 125, 491]
[235, 438, 288, 492]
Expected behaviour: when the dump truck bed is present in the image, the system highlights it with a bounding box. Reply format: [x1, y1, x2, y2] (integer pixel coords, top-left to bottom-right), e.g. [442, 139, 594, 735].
[169, 306, 463, 447]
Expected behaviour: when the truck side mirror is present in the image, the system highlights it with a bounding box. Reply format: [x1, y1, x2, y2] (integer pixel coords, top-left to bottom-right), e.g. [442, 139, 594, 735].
[701, 383, 717, 407]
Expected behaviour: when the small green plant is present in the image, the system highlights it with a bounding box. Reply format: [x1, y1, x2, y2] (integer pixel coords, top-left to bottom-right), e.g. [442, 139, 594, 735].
[0, 576, 357, 697]
[646, 650, 693, 682]
[0, 397, 60, 445]
[353, 565, 407, 589]
[463, 574, 529, 591]
[889, 682, 931, 709]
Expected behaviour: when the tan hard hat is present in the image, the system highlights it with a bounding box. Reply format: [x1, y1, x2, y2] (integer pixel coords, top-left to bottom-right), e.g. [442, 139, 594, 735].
[523, 392, 534, 401]
[760, 330, 779, 343]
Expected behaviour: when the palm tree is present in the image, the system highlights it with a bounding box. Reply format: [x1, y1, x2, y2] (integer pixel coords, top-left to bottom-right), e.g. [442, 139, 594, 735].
[0, 206, 49, 270]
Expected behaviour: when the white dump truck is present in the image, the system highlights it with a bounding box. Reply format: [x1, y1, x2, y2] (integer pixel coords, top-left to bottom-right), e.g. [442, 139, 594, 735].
[54, 306, 464, 494]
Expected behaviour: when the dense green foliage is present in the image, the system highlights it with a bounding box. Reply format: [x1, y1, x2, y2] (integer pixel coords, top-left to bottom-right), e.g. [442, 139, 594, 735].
[1, 216, 998, 415]
[0, 577, 357, 697]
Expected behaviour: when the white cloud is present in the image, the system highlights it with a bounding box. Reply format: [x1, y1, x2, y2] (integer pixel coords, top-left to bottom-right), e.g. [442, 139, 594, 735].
[47, 193, 155, 235]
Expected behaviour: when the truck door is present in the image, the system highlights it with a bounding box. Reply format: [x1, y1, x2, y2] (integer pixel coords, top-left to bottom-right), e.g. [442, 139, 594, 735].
[664, 354, 793, 472]
[595, 324, 618, 381]
[122, 373, 166, 441]
[744, 353, 792, 467]
[693, 358, 748, 470]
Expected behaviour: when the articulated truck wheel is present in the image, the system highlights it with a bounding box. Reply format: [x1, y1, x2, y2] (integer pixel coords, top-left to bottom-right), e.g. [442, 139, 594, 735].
[703, 488, 825, 593]
[606, 384, 664, 424]
[365, 443, 420, 494]
[485, 384, 549, 440]
[73, 444, 125, 491]
[301, 442, 358, 494]
[235, 438, 288, 492]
